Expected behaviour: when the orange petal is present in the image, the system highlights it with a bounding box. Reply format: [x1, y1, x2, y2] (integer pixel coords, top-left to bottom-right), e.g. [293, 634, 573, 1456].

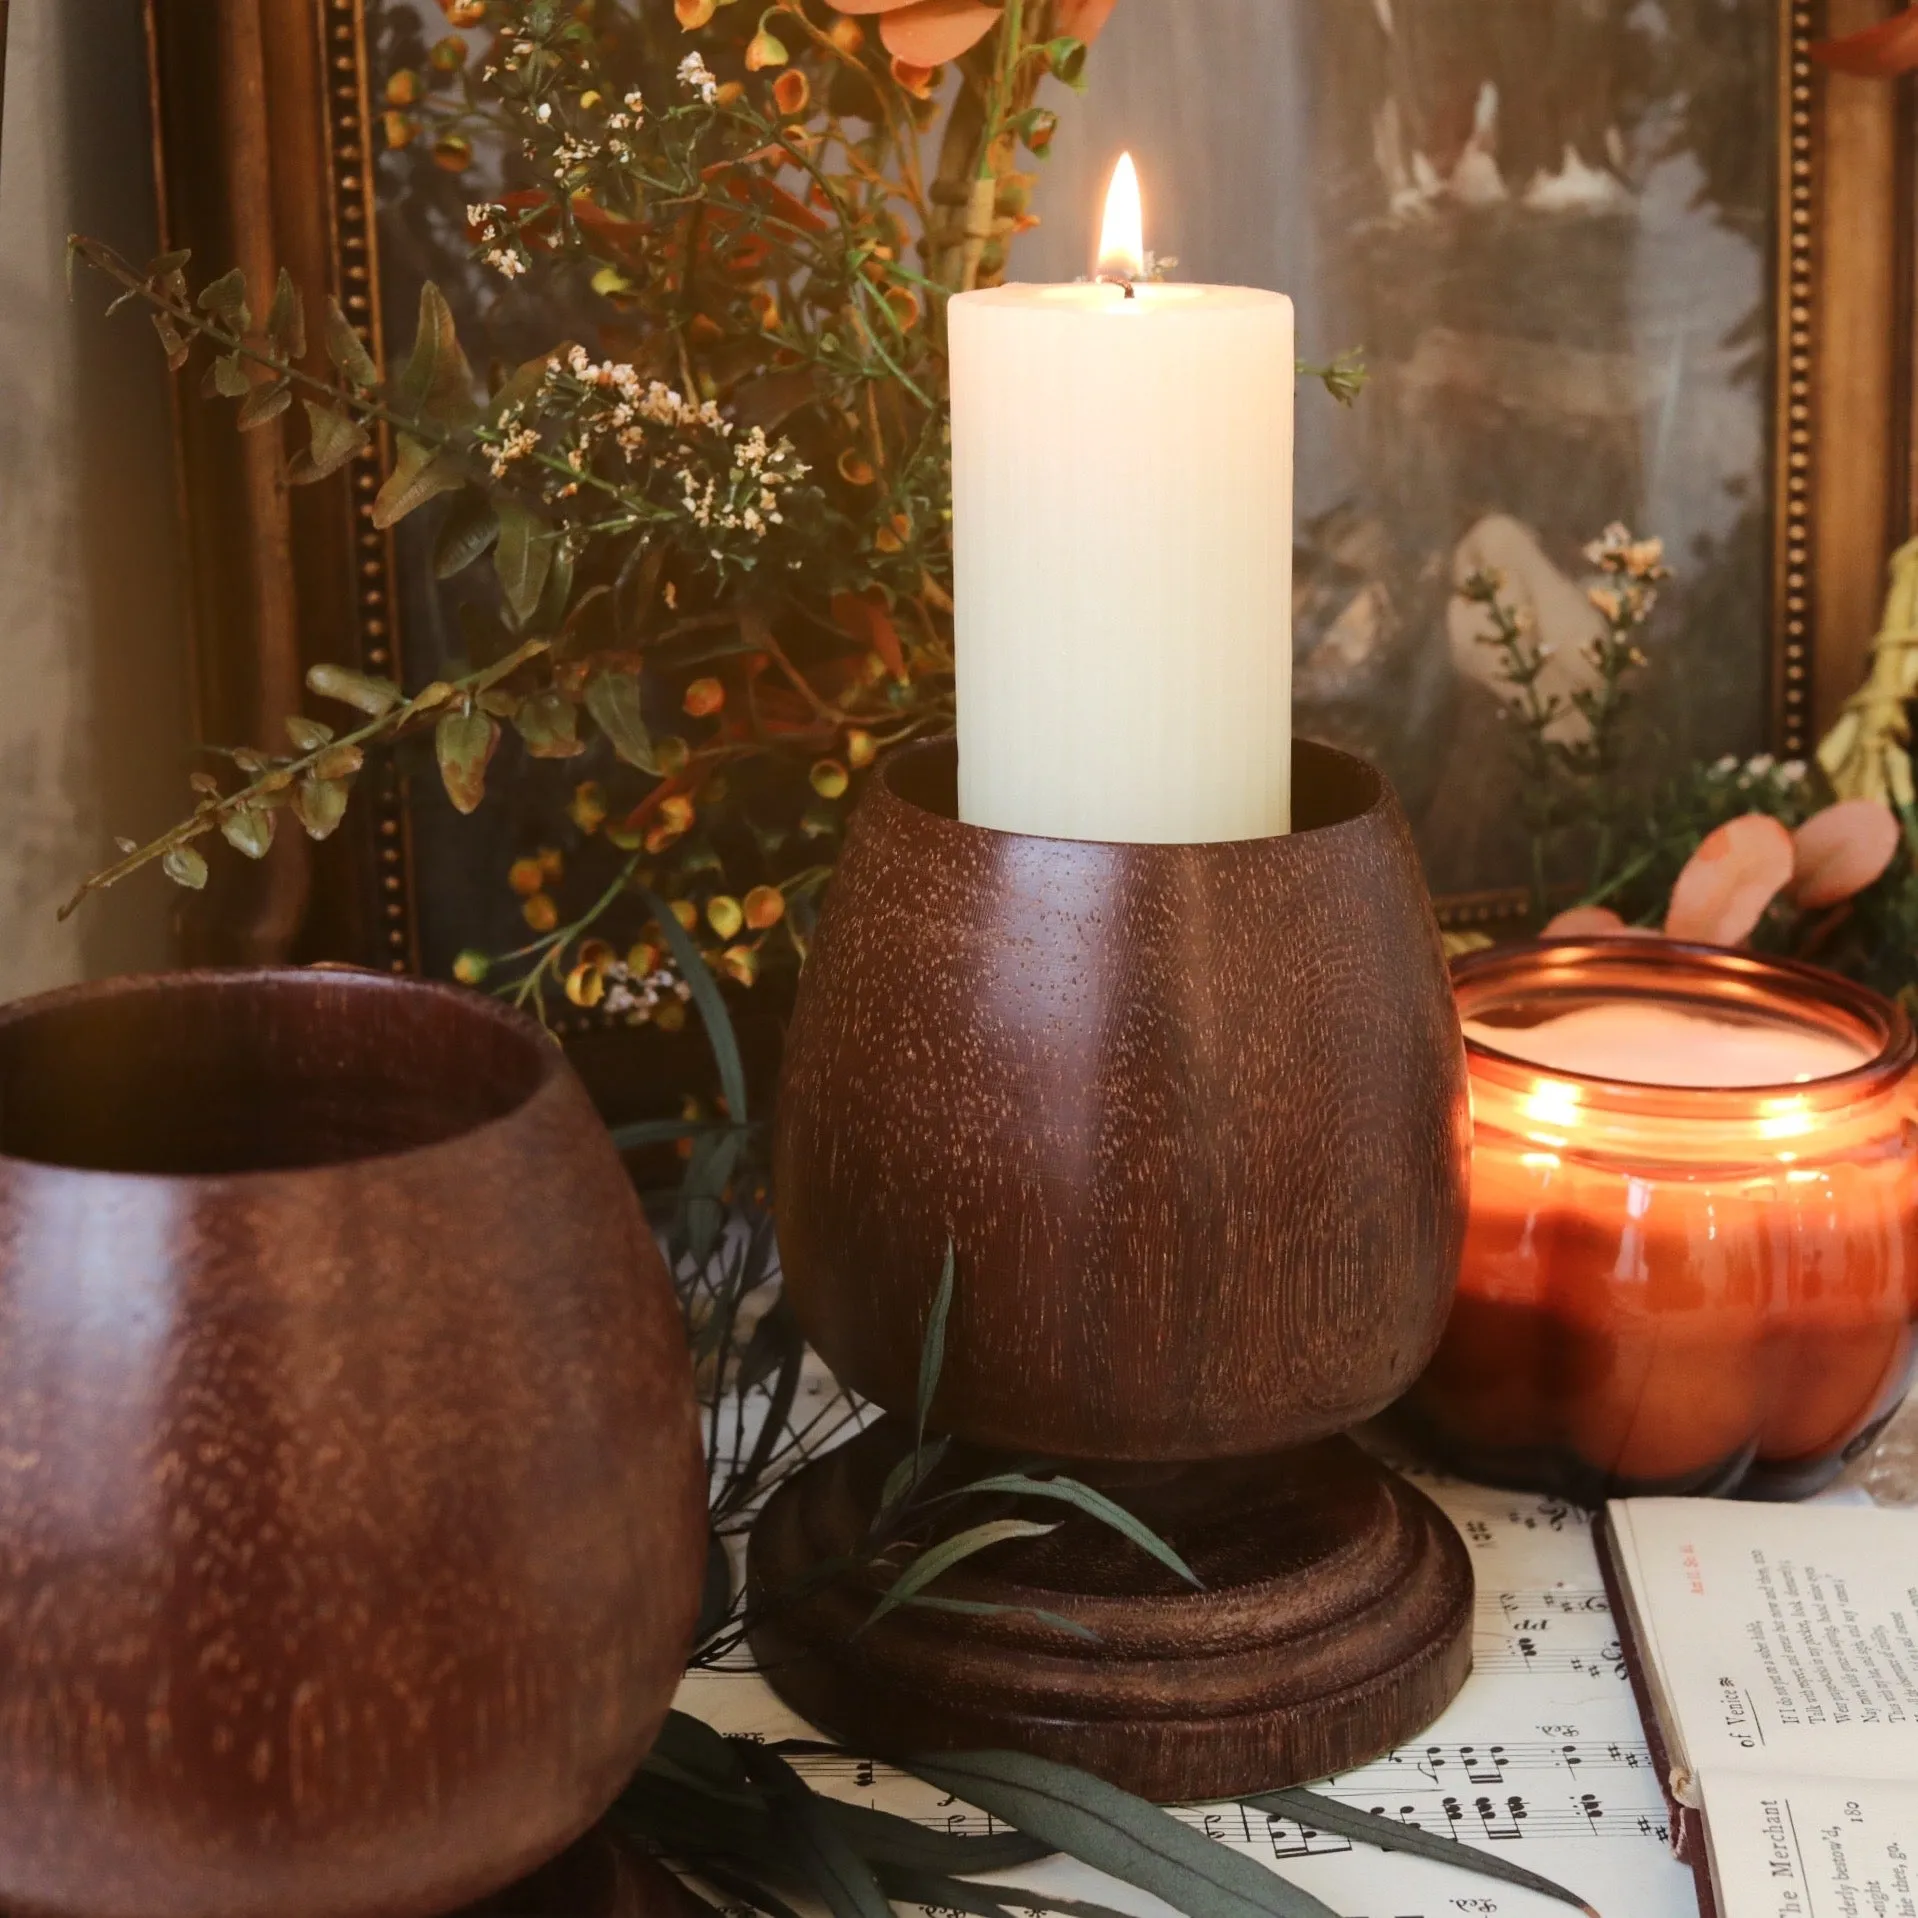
[1812, 4, 1918, 75]
[1792, 798, 1902, 909]
[831, 0, 933, 9]
[1055, 0, 1118, 43]
[1664, 813, 1795, 946]
[1543, 906, 1642, 938]
[879, 0, 1002, 65]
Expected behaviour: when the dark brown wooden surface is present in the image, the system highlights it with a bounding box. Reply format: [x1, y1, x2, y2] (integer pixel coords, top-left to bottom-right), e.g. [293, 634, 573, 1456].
[748, 1419, 1474, 1800]
[0, 969, 707, 1918]
[774, 738, 1471, 1462]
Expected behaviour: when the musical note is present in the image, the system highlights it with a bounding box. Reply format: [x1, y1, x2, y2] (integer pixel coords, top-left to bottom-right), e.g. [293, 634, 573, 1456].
[675, 1360, 1701, 1918]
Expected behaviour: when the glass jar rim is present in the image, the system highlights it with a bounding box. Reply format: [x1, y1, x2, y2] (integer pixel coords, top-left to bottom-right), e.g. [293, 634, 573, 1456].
[1452, 937, 1915, 1117]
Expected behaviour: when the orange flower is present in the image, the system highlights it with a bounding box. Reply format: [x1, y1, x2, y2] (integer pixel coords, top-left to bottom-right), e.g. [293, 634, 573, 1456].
[676, 0, 717, 26]
[683, 676, 725, 718]
[831, 0, 1116, 66]
[744, 885, 787, 930]
[772, 68, 811, 115]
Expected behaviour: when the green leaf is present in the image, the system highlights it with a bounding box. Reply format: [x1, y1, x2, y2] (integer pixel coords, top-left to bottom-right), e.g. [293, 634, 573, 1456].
[324, 297, 380, 390]
[394, 281, 477, 429]
[237, 379, 292, 430]
[736, 1745, 894, 1918]
[646, 1711, 757, 1801]
[865, 1519, 1059, 1631]
[435, 707, 499, 815]
[876, 1435, 951, 1528]
[916, 1242, 955, 1454]
[494, 501, 557, 627]
[533, 535, 576, 636]
[608, 1117, 713, 1151]
[434, 491, 501, 578]
[584, 670, 657, 773]
[291, 400, 370, 483]
[204, 351, 250, 400]
[488, 351, 554, 424]
[642, 885, 750, 1126]
[307, 663, 401, 716]
[219, 806, 275, 860]
[161, 843, 208, 890]
[1240, 1790, 1598, 1918]
[932, 1474, 1201, 1590]
[908, 1752, 1345, 1918]
[816, 1801, 1050, 1875]
[266, 267, 306, 359]
[373, 433, 464, 529]
[285, 715, 334, 751]
[513, 687, 585, 759]
[196, 266, 249, 332]
[292, 773, 351, 840]
[152, 312, 190, 372]
[681, 1127, 743, 1269]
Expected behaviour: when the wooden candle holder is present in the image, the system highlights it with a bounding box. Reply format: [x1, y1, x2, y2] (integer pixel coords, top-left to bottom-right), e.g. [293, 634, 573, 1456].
[750, 739, 1474, 1800]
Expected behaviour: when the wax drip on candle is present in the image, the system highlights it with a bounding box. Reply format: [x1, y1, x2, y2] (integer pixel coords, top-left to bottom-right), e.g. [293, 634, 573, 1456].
[1095, 151, 1144, 296]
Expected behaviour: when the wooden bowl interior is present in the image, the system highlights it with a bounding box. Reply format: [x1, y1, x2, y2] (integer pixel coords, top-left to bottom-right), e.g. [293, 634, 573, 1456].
[0, 973, 548, 1176]
[884, 735, 1383, 837]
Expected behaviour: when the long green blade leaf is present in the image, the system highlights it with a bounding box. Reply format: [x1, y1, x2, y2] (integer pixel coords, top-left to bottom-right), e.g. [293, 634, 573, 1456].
[739, 1745, 894, 1918]
[936, 1473, 1201, 1590]
[916, 1243, 955, 1453]
[866, 1520, 1059, 1630]
[908, 1751, 1344, 1918]
[1242, 1790, 1598, 1918]
[643, 885, 750, 1127]
[817, 1798, 1051, 1873]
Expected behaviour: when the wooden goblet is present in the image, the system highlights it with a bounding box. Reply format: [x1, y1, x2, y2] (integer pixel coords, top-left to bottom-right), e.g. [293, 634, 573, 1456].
[751, 739, 1473, 1800]
[0, 969, 707, 1918]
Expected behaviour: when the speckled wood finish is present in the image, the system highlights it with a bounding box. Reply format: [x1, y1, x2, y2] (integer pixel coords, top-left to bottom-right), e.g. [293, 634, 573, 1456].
[0, 969, 706, 1918]
[773, 737, 1472, 1460]
[759, 739, 1474, 1793]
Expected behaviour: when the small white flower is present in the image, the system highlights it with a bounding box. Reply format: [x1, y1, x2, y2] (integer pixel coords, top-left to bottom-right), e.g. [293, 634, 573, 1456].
[1746, 753, 1776, 777]
[1712, 754, 1739, 775]
[1781, 759, 1808, 784]
[624, 89, 645, 115]
[536, 101, 553, 123]
[678, 52, 718, 103]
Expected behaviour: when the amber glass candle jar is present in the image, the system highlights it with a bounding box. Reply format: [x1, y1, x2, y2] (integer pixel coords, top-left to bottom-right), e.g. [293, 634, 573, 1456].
[1403, 940, 1918, 1502]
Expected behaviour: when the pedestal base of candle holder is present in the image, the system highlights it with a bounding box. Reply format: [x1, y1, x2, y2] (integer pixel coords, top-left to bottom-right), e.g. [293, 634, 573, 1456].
[746, 1418, 1473, 1802]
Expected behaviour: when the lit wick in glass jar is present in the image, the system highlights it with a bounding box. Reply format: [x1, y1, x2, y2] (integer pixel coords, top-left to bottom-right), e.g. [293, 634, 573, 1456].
[1407, 941, 1918, 1503]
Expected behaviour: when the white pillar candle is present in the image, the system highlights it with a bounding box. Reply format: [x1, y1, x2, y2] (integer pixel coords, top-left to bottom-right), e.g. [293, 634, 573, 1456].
[948, 156, 1295, 844]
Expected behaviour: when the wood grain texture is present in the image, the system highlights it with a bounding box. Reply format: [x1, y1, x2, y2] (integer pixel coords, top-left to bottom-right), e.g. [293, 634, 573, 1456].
[773, 737, 1471, 1461]
[748, 1419, 1474, 1800]
[0, 969, 707, 1918]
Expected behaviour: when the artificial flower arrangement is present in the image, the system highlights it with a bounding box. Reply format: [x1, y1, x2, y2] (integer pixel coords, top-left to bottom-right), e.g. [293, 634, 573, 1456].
[1456, 527, 1918, 1003]
[68, 0, 1120, 1027]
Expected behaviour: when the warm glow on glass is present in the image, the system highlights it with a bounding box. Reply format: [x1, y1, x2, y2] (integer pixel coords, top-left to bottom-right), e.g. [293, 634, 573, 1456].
[1095, 151, 1145, 281]
[1410, 941, 1918, 1504]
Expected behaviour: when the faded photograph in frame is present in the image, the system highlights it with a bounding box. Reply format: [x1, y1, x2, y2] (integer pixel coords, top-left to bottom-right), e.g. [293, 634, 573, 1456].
[139, 0, 1916, 980]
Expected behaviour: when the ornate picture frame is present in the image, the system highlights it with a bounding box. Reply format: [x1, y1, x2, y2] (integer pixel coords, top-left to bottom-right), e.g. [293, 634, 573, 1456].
[142, 0, 1918, 967]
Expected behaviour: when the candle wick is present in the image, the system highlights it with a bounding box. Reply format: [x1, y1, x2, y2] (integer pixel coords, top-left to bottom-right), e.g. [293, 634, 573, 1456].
[1094, 272, 1137, 300]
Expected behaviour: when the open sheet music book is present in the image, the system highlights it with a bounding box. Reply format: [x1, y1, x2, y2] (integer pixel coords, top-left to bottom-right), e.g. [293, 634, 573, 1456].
[1601, 1499, 1918, 1918]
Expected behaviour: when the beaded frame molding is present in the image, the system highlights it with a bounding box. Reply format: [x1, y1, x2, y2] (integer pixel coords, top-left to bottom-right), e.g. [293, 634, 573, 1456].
[142, 0, 1918, 965]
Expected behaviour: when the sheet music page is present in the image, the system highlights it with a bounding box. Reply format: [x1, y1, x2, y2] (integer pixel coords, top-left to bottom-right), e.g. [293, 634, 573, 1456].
[1697, 1772, 1918, 1918]
[679, 1427, 1698, 1918]
[1606, 1500, 1918, 1798]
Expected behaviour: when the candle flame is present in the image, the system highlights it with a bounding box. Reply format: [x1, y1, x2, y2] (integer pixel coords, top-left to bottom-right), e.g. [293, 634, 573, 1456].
[1095, 151, 1145, 283]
